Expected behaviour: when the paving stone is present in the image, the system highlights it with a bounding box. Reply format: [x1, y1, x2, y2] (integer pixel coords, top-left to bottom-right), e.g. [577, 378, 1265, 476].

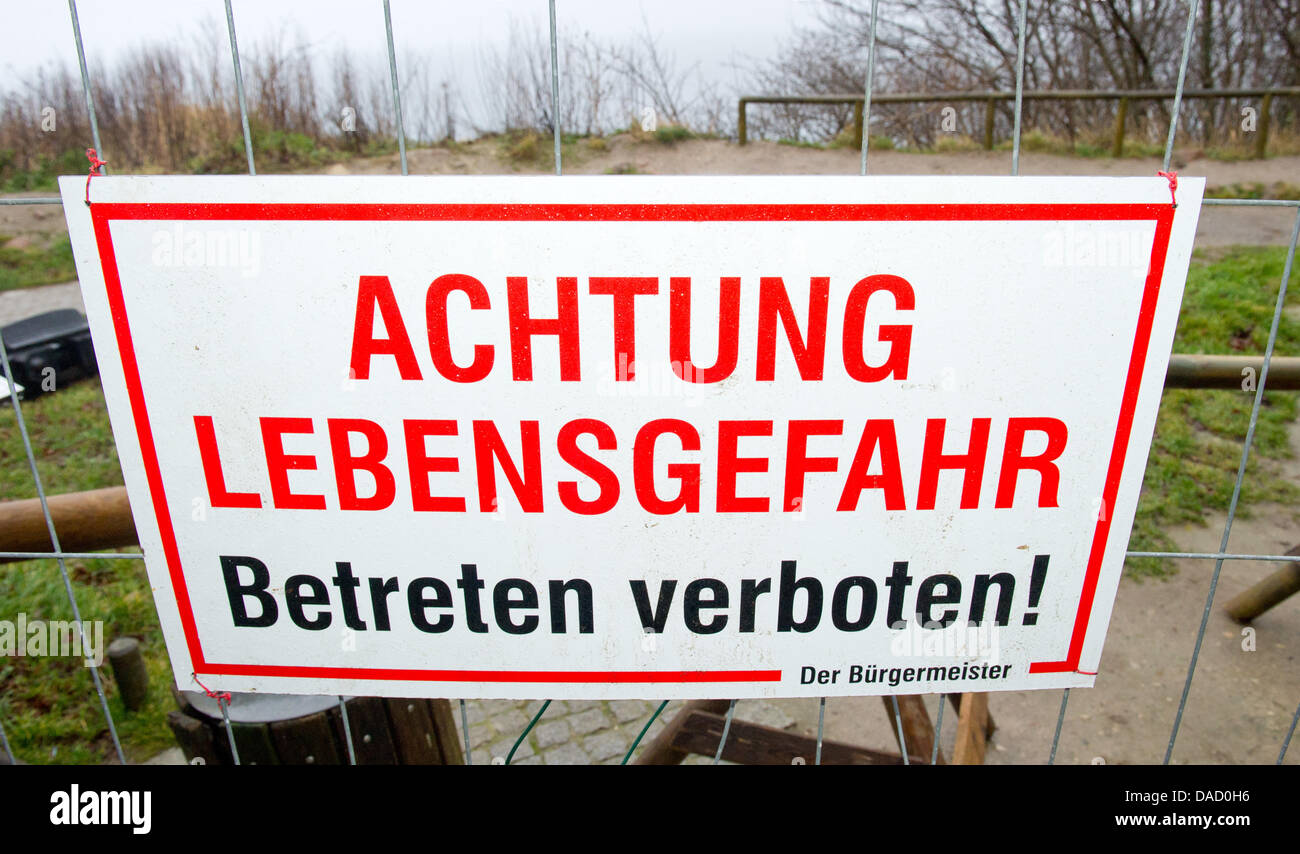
[609, 699, 650, 723]
[491, 709, 530, 735]
[534, 719, 572, 749]
[743, 700, 798, 730]
[568, 707, 611, 735]
[542, 742, 592, 765]
[565, 699, 602, 712]
[477, 699, 521, 717]
[0, 281, 84, 327]
[488, 736, 532, 763]
[583, 728, 630, 762]
[468, 721, 495, 748]
[511, 754, 543, 765]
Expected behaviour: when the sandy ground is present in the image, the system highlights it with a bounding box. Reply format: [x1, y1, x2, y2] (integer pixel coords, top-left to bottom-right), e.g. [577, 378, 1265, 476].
[4, 140, 1297, 764]
[2, 137, 1298, 247]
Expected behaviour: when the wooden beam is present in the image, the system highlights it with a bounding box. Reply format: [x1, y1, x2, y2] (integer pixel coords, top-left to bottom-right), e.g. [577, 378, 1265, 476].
[1226, 557, 1300, 622]
[671, 709, 904, 766]
[430, 699, 466, 765]
[0, 486, 135, 559]
[883, 695, 942, 764]
[947, 692, 996, 740]
[951, 693, 990, 765]
[634, 700, 732, 765]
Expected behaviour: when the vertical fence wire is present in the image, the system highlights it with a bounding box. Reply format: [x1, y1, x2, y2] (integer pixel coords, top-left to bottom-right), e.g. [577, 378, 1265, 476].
[815, 697, 826, 765]
[857, 0, 879, 175]
[1165, 207, 1300, 764]
[0, 716, 14, 765]
[1010, 0, 1029, 176]
[1049, 688, 1070, 765]
[548, 0, 562, 175]
[890, 695, 909, 764]
[713, 699, 737, 764]
[1280, 701, 1299, 764]
[66, 0, 104, 169]
[338, 697, 357, 765]
[224, 0, 256, 176]
[1003, 1, 1076, 759]
[1163, 0, 1201, 172]
[0, 321, 125, 764]
[460, 699, 473, 765]
[218, 697, 240, 764]
[384, 0, 409, 176]
[930, 695, 945, 765]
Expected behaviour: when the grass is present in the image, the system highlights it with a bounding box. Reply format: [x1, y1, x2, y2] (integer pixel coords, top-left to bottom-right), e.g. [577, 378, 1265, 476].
[996, 129, 1166, 159]
[777, 137, 826, 150]
[494, 129, 585, 171]
[0, 247, 1295, 760]
[0, 379, 177, 764]
[1205, 181, 1300, 201]
[0, 148, 86, 193]
[0, 234, 76, 292]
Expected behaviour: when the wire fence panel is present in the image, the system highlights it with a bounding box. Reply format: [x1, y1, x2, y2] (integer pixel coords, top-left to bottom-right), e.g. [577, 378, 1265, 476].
[0, 0, 1296, 767]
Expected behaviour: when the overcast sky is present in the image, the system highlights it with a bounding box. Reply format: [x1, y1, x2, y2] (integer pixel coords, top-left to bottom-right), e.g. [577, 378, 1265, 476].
[5, 0, 823, 90]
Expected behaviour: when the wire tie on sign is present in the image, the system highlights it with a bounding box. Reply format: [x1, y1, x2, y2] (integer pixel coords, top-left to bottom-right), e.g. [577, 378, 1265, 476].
[84, 148, 107, 206]
[192, 672, 232, 706]
[1156, 170, 1178, 209]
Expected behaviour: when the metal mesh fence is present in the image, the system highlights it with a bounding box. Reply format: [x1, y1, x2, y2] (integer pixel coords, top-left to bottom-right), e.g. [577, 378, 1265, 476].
[0, 0, 1297, 766]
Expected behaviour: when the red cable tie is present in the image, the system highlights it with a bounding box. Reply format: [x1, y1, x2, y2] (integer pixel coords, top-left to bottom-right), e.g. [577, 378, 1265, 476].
[84, 148, 107, 206]
[191, 672, 232, 706]
[1156, 169, 1178, 209]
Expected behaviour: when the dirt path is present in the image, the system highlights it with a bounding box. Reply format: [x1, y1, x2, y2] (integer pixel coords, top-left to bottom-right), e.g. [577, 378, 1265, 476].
[4, 139, 1298, 248]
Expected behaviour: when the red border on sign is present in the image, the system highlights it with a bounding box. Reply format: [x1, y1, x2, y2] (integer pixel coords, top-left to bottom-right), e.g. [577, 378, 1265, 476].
[88, 201, 1175, 684]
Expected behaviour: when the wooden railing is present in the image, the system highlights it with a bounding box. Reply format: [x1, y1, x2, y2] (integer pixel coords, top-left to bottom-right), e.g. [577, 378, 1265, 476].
[737, 87, 1300, 157]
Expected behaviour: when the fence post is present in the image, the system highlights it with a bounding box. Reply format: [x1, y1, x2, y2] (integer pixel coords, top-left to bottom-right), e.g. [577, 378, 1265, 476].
[1255, 92, 1272, 159]
[852, 100, 864, 150]
[1113, 97, 1128, 157]
[983, 98, 996, 150]
[738, 99, 747, 145]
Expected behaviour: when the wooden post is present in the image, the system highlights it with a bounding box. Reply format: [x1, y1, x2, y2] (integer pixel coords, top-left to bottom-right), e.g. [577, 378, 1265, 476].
[738, 100, 748, 145]
[270, 711, 341, 765]
[385, 698, 447, 764]
[1255, 92, 1272, 159]
[852, 100, 864, 151]
[166, 710, 223, 764]
[1112, 97, 1128, 157]
[983, 99, 996, 150]
[106, 637, 148, 712]
[330, 696, 399, 765]
[429, 699, 466, 765]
